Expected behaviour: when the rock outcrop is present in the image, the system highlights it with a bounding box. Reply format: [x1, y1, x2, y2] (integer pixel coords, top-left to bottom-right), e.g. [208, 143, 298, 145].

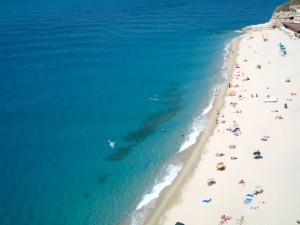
[241, 0, 300, 33]
[270, 0, 300, 27]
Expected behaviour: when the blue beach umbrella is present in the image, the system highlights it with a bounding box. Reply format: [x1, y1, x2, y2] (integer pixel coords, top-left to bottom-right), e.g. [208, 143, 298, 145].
[253, 150, 261, 156]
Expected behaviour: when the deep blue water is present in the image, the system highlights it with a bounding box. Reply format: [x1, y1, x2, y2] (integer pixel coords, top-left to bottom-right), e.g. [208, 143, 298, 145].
[0, 0, 285, 224]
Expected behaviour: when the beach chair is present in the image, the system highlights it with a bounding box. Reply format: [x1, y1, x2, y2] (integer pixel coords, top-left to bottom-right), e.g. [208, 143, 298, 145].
[243, 198, 252, 204]
[203, 198, 212, 203]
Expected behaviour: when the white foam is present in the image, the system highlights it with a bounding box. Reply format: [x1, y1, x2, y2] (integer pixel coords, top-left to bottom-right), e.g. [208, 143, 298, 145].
[129, 165, 184, 225]
[135, 164, 183, 210]
[224, 42, 230, 54]
[178, 83, 222, 153]
[178, 117, 207, 152]
[178, 40, 233, 153]
[202, 96, 214, 116]
[220, 42, 231, 79]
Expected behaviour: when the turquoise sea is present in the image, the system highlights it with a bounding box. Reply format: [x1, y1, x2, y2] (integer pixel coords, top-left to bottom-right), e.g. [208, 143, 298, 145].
[0, 0, 284, 224]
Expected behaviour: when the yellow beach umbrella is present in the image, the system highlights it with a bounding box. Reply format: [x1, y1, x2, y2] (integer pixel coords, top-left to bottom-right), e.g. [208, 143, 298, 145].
[217, 162, 225, 169]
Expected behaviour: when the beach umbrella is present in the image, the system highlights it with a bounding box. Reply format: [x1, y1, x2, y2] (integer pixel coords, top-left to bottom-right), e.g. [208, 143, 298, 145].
[217, 162, 225, 170]
[239, 179, 246, 184]
[207, 178, 216, 186]
[207, 181, 216, 186]
[220, 215, 232, 220]
[255, 185, 263, 191]
[253, 150, 261, 156]
[255, 185, 263, 194]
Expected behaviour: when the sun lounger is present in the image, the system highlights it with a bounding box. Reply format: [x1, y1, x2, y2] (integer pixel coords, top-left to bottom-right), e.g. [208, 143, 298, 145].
[243, 198, 252, 204]
[246, 194, 254, 197]
[203, 198, 212, 203]
[264, 96, 278, 102]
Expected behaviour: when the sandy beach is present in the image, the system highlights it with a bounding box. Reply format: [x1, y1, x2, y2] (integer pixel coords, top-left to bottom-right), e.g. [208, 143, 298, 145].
[143, 28, 300, 225]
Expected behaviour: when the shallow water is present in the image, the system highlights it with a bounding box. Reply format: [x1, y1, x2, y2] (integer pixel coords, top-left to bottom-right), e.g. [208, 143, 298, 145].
[0, 0, 285, 224]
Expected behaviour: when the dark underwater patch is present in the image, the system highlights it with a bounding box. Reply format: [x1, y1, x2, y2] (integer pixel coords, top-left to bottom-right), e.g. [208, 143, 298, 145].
[106, 147, 132, 161]
[106, 106, 181, 161]
[207, 29, 226, 35]
[106, 86, 183, 161]
[97, 173, 111, 185]
[83, 193, 91, 199]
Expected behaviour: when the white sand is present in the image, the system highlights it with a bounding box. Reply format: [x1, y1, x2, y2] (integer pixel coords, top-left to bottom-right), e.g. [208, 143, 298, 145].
[145, 29, 300, 225]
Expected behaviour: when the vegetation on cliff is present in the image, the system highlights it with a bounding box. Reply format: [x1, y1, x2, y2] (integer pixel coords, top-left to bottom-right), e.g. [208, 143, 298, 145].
[276, 0, 300, 12]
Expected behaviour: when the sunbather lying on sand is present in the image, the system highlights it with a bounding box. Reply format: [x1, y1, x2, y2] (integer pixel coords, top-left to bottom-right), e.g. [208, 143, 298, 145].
[239, 180, 246, 186]
[275, 115, 284, 119]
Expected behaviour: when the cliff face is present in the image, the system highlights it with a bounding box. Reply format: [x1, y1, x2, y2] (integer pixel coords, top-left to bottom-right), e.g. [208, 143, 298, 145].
[270, 0, 300, 27]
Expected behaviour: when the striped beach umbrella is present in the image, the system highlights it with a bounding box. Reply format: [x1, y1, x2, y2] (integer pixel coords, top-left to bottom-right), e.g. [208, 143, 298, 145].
[217, 162, 225, 170]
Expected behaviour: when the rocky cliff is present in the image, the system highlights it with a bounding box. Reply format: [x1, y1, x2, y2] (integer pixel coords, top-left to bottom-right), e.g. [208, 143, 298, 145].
[241, 0, 300, 32]
[270, 0, 300, 27]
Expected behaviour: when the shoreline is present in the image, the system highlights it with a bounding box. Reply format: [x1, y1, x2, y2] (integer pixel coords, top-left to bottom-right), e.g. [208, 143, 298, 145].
[141, 37, 242, 225]
[144, 26, 300, 224]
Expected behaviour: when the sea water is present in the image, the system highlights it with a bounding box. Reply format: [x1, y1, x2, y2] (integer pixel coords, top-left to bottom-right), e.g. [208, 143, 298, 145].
[0, 0, 285, 224]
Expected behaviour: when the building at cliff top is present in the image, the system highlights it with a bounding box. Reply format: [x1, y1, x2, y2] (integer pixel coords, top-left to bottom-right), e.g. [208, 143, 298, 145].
[283, 21, 300, 34]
